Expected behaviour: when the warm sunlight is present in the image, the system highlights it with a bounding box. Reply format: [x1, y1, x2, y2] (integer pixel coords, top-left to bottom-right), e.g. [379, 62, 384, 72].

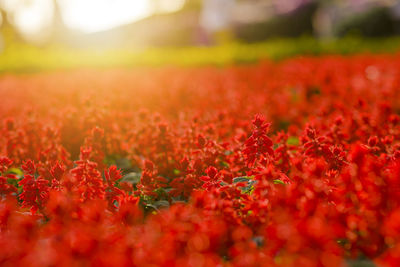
[2, 0, 400, 266]
[0, 0, 186, 36]
[58, 0, 151, 33]
[1, 0, 54, 38]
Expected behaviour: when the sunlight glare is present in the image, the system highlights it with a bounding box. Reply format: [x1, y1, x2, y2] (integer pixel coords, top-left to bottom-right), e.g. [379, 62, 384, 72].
[0, 0, 187, 38]
[58, 0, 151, 33]
[155, 0, 185, 13]
[1, 0, 54, 39]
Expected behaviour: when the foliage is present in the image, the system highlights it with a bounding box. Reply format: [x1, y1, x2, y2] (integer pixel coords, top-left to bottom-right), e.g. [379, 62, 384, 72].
[1, 37, 400, 71]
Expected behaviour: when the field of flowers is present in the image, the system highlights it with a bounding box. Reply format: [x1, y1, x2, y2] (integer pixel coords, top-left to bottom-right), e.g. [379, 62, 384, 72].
[1, 54, 400, 266]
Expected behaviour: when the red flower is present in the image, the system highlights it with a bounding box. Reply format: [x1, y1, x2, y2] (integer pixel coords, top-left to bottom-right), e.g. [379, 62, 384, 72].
[104, 165, 124, 210]
[243, 114, 274, 166]
[70, 147, 105, 202]
[200, 166, 221, 190]
[19, 160, 49, 214]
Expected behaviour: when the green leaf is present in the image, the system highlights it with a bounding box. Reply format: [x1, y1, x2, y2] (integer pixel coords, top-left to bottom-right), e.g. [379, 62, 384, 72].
[104, 156, 116, 166]
[233, 176, 253, 183]
[7, 168, 23, 176]
[146, 200, 170, 211]
[287, 136, 299, 146]
[241, 184, 255, 193]
[277, 120, 290, 131]
[171, 197, 187, 204]
[155, 200, 169, 208]
[220, 161, 230, 168]
[233, 176, 256, 194]
[224, 150, 233, 156]
[7, 178, 19, 188]
[154, 187, 172, 197]
[121, 172, 141, 184]
[252, 236, 264, 247]
[173, 169, 181, 175]
[346, 259, 376, 267]
[104, 156, 132, 170]
[115, 158, 132, 170]
[273, 179, 285, 185]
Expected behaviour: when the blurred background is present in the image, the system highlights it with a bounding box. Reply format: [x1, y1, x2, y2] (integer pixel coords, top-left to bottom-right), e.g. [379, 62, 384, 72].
[1, 0, 400, 70]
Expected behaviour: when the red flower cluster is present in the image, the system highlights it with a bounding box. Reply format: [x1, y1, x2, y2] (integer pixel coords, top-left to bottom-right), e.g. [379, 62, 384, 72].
[0, 54, 400, 266]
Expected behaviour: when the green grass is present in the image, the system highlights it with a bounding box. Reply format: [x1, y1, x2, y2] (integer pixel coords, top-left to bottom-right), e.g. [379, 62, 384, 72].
[1, 37, 400, 72]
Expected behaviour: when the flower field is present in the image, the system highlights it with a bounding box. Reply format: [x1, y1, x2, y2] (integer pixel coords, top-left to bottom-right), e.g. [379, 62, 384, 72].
[1, 54, 400, 266]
